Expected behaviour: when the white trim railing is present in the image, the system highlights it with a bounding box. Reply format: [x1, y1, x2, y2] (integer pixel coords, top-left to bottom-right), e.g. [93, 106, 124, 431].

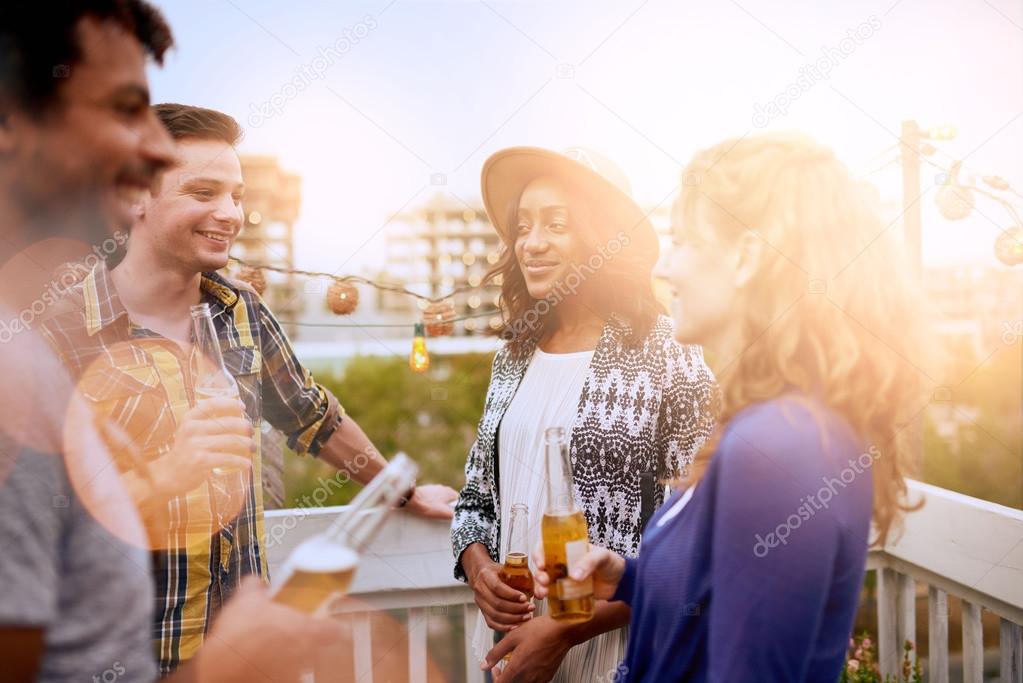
[265, 506, 484, 683]
[267, 479, 1023, 683]
[868, 480, 1023, 682]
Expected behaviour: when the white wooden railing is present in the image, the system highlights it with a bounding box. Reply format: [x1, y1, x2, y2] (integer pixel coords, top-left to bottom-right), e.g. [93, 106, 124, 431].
[267, 480, 1023, 683]
[265, 505, 485, 683]
[868, 480, 1023, 682]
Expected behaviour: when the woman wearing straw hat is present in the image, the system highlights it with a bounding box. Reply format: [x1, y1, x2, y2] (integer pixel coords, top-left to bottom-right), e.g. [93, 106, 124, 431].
[451, 146, 717, 681]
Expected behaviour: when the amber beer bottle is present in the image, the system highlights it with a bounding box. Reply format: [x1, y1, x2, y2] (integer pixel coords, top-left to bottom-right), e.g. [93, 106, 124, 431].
[499, 503, 534, 662]
[541, 427, 594, 623]
[499, 503, 534, 602]
[270, 454, 418, 614]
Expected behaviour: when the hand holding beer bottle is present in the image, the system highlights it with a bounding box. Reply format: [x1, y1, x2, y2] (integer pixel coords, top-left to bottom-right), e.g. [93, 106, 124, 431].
[532, 543, 625, 603]
[498, 503, 534, 603]
[270, 453, 418, 614]
[498, 503, 534, 661]
[190, 303, 252, 528]
[540, 427, 594, 623]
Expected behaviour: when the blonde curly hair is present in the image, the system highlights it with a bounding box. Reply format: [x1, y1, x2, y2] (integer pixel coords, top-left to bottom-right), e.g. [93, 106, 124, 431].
[678, 132, 935, 547]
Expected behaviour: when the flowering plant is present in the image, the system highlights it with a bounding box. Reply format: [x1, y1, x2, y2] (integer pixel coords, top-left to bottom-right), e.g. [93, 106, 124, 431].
[839, 633, 922, 683]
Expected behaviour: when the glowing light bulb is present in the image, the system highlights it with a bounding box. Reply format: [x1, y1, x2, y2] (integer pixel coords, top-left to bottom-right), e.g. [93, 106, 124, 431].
[409, 323, 430, 373]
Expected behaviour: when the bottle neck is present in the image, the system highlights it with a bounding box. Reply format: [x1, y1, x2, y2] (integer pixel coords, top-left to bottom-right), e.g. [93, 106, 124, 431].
[544, 435, 578, 515]
[325, 454, 417, 553]
[190, 304, 234, 394]
[506, 506, 530, 556]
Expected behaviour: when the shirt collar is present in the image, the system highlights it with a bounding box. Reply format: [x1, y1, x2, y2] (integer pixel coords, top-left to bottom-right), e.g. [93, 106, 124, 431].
[82, 261, 128, 336]
[83, 263, 241, 336]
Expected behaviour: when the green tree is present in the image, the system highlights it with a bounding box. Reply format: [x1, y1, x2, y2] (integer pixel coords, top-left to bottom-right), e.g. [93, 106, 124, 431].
[285, 352, 495, 507]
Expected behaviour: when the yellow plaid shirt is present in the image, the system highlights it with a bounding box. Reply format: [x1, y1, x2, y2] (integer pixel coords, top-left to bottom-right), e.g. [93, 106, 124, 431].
[40, 263, 344, 673]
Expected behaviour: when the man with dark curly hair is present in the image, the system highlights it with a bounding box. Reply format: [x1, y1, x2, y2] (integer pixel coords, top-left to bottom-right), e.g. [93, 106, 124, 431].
[0, 4, 340, 681]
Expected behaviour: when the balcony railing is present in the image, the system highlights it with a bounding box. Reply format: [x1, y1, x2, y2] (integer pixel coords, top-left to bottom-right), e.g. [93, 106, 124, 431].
[266, 480, 1023, 683]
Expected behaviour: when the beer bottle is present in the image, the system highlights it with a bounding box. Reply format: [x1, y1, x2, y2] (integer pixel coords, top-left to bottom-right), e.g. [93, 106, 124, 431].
[541, 427, 594, 623]
[190, 303, 249, 528]
[499, 503, 534, 602]
[270, 454, 418, 614]
[190, 303, 240, 403]
[499, 503, 534, 662]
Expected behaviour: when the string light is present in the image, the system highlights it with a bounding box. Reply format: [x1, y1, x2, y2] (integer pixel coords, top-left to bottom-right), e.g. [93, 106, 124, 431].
[409, 322, 430, 373]
[995, 227, 1023, 266]
[423, 299, 456, 336]
[236, 265, 267, 296]
[871, 152, 1023, 267]
[326, 279, 359, 315]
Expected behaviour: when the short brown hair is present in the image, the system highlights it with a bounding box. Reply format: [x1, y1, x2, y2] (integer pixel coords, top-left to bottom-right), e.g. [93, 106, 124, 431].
[153, 103, 242, 146]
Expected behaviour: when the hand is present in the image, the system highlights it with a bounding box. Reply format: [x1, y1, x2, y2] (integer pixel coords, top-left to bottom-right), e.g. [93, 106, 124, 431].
[148, 397, 254, 500]
[533, 542, 625, 602]
[403, 483, 459, 519]
[462, 544, 534, 632]
[483, 615, 572, 683]
[191, 577, 342, 683]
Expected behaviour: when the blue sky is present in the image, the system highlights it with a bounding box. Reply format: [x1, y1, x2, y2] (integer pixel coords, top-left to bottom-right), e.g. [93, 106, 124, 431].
[148, 0, 1023, 273]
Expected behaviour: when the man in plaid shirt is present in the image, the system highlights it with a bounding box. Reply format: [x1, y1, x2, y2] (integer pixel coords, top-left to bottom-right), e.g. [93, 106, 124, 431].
[41, 103, 457, 674]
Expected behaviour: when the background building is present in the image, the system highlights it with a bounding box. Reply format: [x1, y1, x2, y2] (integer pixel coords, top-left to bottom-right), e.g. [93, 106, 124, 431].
[235, 155, 304, 337]
[377, 193, 503, 336]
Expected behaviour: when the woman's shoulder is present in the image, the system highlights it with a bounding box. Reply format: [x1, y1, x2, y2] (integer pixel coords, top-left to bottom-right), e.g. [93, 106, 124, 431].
[630, 315, 698, 357]
[636, 316, 713, 380]
[717, 396, 865, 476]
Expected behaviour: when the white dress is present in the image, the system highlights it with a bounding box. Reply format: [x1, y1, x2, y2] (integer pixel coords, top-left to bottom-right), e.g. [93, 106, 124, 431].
[471, 348, 629, 681]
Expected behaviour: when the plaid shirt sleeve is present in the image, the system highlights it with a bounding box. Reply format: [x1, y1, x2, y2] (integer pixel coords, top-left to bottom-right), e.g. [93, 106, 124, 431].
[256, 300, 344, 456]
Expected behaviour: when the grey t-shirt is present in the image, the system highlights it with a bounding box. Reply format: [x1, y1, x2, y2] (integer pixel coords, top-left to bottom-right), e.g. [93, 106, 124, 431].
[0, 312, 157, 683]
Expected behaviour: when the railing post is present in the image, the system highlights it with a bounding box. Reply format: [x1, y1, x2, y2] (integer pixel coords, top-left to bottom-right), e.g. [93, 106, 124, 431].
[408, 607, 428, 682]
[877, 567, 899, 678]
[962, 600, 984, 683]
[1002, 618, 1023, 683]
[353, 611, 374, 681]
[928, 586, 949, 683]
[897, 574, 917, 666]
[464, 603, 486, 683]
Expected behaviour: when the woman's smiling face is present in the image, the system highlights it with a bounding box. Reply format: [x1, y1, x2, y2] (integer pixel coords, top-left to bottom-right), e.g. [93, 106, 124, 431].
[513, 176, 591, 301]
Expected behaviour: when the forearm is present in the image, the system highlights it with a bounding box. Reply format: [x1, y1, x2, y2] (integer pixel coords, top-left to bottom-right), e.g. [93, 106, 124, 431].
[562, 600, 631, 646]
[315, 418, 387, 486]
[458, 542, 495, 583]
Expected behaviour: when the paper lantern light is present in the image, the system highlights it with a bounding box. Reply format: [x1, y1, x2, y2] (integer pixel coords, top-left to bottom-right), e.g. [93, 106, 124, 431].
[236, 266, 267, 296]
[423, 299, 456, 337]
[327, 279, 359, 315]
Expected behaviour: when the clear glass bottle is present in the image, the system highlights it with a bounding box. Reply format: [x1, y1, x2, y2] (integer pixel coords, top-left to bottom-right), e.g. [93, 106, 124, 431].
[190, 303, 249, 529]
[190, 303, 239, 403]
[271, 454, 419, 614]
[541, 427, 594, 623]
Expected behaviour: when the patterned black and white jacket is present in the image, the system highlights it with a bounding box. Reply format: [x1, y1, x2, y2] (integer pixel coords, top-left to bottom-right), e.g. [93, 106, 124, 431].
[451, 314, 717, 581]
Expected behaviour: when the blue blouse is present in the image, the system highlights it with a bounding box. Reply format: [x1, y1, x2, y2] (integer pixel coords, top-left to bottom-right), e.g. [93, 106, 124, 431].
[612, 396, 873, 682]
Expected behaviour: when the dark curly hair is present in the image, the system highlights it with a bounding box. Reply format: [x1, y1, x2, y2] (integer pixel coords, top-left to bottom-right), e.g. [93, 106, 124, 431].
[0, 0, 173, 116]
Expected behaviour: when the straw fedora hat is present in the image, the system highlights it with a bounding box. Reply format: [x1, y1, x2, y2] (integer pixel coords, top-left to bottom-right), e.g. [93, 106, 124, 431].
[480, 146, 659, 268]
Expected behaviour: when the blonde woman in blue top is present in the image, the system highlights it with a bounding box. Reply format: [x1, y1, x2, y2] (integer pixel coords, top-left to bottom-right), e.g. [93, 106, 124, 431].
[524, 133, 930, 682]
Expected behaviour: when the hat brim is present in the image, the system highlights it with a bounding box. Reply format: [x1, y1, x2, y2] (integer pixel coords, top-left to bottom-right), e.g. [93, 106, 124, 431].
[480, 147, 658, 266]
